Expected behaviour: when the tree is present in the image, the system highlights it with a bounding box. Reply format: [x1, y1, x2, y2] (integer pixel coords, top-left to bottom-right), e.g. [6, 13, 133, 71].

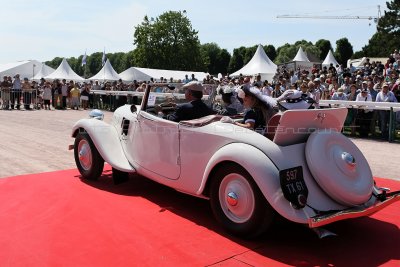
[46, 57, 63, 70]
[218, 49, 231, 75]
[360, 0, 400, 57]
[201, 43, 219, 75]
[315, 39, 332, 60]
[133, 11, 205, 71]
[201, 43, 232, 75]
[263, 45, 277, 61]
[243, 45, 257, 64]
[228, 46, 246, 73]
[274, 40, 320, 64]
[334, 38, 353, 65]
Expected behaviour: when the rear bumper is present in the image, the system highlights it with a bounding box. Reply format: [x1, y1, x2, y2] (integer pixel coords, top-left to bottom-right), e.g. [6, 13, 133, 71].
[308, 191, 400, 228]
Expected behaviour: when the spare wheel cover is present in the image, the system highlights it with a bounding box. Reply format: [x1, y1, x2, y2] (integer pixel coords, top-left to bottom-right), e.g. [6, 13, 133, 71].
[305, 130, 373, 206]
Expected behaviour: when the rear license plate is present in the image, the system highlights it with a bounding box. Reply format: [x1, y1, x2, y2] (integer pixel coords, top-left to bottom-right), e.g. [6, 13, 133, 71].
[279, 166, 308, 208]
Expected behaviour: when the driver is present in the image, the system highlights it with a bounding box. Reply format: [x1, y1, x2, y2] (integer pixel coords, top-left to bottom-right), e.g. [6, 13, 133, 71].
[163, 81, 215, 122]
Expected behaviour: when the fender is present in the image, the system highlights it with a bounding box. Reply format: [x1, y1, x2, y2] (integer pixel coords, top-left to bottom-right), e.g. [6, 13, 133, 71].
[200, 143, 313, 224]
[71, 119, 136, 173]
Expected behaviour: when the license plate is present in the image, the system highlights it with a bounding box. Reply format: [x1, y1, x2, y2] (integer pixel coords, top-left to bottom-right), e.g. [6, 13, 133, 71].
[279, 166, 308, 209]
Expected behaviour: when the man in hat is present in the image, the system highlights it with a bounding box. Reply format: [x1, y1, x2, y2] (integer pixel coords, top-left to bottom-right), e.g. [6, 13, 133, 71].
[164, 81, 214, 122]
[331, 87, 347, 100]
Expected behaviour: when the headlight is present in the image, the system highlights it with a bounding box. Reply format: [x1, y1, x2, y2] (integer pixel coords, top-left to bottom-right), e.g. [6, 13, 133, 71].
[89, 109, 104, 120]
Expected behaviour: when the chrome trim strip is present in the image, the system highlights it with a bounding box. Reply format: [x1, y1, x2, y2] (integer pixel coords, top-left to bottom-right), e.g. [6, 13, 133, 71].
[308, 192, 400, 228]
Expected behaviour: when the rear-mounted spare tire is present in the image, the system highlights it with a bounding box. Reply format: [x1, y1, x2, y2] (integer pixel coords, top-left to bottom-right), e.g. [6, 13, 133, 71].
[305, 130, 373, 206]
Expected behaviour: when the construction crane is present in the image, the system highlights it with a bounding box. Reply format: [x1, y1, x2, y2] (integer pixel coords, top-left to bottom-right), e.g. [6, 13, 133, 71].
[277, 5, 381, 26]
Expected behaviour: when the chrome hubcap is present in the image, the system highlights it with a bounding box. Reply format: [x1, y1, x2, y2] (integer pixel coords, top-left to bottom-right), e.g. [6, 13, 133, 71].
[342, 152, 356, 167]
[219, 174, 255, 223]
[78, 140, 92, 171]
[227, 192, 238, 206]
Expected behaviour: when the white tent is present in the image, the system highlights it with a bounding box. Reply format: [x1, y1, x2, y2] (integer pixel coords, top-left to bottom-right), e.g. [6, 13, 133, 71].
[32, 64, 55, 81]
[119, 67, 209, 83]
[89, 59, 122, 81]
[119, 67, 152, 82]
[347, 57, 388, 69]
[322, 50, 339, 67]
[44, 58, 84, 81]
[0, 60, 45, 80]
[283, 46, 314, 73]
[292, 47, 310, 62]
[230, 44, 277, 82]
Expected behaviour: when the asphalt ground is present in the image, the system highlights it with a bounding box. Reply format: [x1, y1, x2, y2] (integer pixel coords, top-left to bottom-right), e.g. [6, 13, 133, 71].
[0, 108, 399, 180]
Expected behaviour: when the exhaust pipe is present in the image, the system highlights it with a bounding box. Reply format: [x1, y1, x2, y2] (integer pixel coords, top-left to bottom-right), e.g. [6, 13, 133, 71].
[312, 227, 337, 239]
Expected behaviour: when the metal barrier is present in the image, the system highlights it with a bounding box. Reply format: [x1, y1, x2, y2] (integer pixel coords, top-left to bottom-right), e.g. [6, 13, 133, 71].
[0, 88, 41, 110]
[320, 100, 400, 142]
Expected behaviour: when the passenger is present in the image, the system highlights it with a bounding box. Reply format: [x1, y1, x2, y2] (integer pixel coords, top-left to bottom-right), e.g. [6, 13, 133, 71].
[276, 89, 313, 111]
[164, 81, 215, 122]
[221, 86, 276, 133]
[215, 84, 243, 116]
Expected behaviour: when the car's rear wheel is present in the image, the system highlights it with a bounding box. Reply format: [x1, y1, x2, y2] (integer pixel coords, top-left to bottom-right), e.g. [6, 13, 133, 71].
[74, 132, 104, 180]
[210, 163, 274, 238]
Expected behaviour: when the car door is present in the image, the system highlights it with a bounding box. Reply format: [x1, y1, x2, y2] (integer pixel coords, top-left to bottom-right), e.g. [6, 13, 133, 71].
[129, 111, 181, 180]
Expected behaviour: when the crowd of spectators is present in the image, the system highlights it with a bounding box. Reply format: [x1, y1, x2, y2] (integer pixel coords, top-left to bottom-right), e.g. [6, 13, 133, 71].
[1, 52, 399, 140]
[257, 52, 400, 140]
[0, 73, 203, 111]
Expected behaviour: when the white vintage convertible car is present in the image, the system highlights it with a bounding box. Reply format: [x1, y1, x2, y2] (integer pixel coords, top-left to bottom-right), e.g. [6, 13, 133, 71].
[71, 85, 400, 238]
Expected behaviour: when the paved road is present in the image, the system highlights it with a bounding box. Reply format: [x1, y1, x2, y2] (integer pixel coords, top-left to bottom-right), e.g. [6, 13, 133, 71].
[0, 109, 399, 180]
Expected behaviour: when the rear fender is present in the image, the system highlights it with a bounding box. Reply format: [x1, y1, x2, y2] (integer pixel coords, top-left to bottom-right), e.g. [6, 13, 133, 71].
[200, 143, 313, 224]
[72, 119, 135, 173]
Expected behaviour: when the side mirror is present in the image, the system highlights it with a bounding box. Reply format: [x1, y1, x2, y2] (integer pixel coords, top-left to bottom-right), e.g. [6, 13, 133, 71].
[130, 105, 137, 113]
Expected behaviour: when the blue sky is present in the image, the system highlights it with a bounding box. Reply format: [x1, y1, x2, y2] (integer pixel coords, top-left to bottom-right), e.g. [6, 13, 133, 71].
[0, 0, 387, 64]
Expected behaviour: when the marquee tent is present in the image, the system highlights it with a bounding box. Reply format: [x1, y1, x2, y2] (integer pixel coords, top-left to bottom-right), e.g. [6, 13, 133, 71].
[32, 64, 55, 81]
[119, 67, 209, 83]
[322, 50, 339, 67]
[292, 47, 310, 62]
[230, 44, 277, 82]
[347, 57, 388, 69]
[282, 47, 315, 73]
[119, 67, 152, 82]
[89, 59, 122, 81]
[0, 60, 46, 80]
[44, 58, 84, 81]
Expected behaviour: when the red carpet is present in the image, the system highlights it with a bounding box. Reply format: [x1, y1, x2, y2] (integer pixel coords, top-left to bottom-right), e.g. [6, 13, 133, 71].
[0, 167, 399, 267]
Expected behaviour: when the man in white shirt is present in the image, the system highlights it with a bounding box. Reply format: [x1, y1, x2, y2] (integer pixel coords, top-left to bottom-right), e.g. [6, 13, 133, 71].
[355, 89, 373, 137]
[376, 83, 398, 139]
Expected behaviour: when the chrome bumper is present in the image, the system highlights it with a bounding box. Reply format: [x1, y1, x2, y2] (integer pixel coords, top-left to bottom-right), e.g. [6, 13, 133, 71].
[308, 191, 400, 228]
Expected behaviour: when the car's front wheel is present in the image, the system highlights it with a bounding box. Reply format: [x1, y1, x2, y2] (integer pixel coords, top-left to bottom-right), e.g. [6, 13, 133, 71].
[74, 132, 104, 180]
[210, 163, 274, 238]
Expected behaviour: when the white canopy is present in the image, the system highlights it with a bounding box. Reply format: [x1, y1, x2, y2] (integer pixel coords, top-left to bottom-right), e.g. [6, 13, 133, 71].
[292, 47, 310, 62]
[119, 67, 209, 83]
[322, 50, 339, 67]
[32, 64, 55, 81]
[119, 67, 152, 82]
[44, 58, 84, 81]
[347, 57, 388, 69]
[89, 59, 122, 81]
[0, 60, 46, 80]
[230, 44, 277, 82]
